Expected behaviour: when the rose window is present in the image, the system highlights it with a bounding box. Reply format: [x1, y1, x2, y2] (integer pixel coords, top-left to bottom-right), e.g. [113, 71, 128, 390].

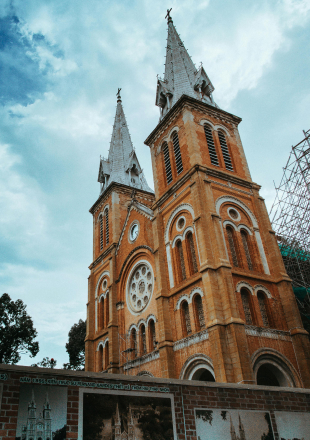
[127, 262, 153, 313]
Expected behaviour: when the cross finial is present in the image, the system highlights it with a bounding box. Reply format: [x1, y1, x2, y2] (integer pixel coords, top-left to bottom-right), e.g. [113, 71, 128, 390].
[116, 88, 122, 101]
[165, 8, 172, 23]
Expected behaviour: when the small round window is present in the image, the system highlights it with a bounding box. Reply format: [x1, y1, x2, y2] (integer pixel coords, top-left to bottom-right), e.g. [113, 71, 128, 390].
[176, 216, 186, 231]
[227, 208, 240, 221]
[102, 279, 108, 290]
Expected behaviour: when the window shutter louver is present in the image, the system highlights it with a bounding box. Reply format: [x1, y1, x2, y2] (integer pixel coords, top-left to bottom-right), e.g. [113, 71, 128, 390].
[204, 125, 219, 166]
[218, 132, 233, 171]
[172, 132, 183, 175]
[163, 143, 173, 184]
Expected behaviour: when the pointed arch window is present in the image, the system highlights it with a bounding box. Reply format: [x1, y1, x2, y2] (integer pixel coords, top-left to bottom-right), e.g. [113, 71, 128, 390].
[241, 289, 254, 325]
[175, 240, 186, 282]
[140, 324, 147, 355]
[181, 301, 192, 337]
[204, 125, 219, 166]
[193, 294, 205, 331]
[105, 341, 109, 370]
[226, 226, 239, 267]
[172, 132, 183, 175]
[105, 208, 109, 245]
[130, 328, 137, 359]
[186, 231, 198, 275]
[257, 291, 270, 327]
[99, 215, 104, 251]
[218, 131, 233, 171]
[241, 230, 253, 270]
[163, 143, 173, 184]
[149, 320, 156, 351]
[100, 297, 105, 329]
[105, 292, 109, 327]
[99, 345, 104, 371]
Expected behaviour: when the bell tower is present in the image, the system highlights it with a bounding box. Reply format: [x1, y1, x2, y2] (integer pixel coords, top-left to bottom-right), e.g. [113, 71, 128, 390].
[144, 11, 310, 385]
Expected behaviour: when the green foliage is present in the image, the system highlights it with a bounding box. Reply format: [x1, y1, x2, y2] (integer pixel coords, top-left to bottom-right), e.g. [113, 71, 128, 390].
[138, 405, 174, 440]
[63, 319, 86, 370]
[53, 425, 66, 440]
[221, 410, 227, 421]
[31, 357, 57, 368]
[195, 409, 213, 425]
[0, 293, 39, 364]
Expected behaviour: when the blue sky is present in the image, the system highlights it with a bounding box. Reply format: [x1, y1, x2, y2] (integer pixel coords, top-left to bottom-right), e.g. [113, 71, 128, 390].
[0, 0, 309, 367]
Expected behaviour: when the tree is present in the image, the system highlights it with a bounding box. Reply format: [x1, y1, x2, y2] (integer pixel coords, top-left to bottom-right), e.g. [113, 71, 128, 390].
[31, 357, 57, 368]
[0, 293, 39, 364]
[63, 319, 86, 370]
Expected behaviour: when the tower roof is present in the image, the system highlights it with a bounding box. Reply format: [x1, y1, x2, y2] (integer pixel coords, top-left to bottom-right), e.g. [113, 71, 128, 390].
[156, 10, 217, 119]
[98, 90, 153, 194]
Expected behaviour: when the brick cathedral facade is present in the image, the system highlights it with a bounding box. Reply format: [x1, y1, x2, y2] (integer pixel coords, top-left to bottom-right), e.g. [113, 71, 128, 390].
[85, 14, 310, 387]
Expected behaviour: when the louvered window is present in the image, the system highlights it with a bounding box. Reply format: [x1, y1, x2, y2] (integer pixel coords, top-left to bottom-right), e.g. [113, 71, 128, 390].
[176, 240, 186, 281]
[105, 209, 109, 245]
[204, 125, 219, 166]
[106, 292, 109, 326]
[105, 342, 109, 369]
[226, 227, 239, 267]
[172, 132, 183, 175]
[163, 143, 173, 184]
[258, 292, 269, 327]
[149, 320, 156, 351]
[99, 215, 104, 250]
[241, 290, 253, 325]
[186, 232, 198, 275]
[218, 132, 233, 171]
[241, 230, 253, 270]
[131, 329, 137, 359]
[194, 295, 205, 330]
[181, 301, 192, 336]
[140, 325, 147, 355]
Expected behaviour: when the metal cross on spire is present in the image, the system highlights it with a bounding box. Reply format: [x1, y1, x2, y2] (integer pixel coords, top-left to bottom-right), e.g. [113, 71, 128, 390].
[116, 88, 122, 101]
[165, 8, 172, 23]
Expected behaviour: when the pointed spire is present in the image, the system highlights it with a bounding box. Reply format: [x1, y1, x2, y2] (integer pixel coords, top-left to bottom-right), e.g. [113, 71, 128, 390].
[156, 9, 217, 120]
[115, 403, 121, 425]
[98, 91, 153, 195]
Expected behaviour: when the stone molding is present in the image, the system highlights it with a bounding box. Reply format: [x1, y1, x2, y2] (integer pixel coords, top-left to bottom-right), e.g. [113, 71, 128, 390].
[173, 329, 209, 351]
[123, 350, 160, 371]
[245, 325, 291, 341]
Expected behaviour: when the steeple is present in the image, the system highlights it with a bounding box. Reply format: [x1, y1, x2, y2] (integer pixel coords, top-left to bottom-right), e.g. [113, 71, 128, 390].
[156, 9, 217, 120]
[98, 90, 153, 194]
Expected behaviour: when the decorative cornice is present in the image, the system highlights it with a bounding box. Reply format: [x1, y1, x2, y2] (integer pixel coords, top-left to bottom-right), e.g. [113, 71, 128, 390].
[144, 95, 242, 146]
[173, 329, 209, 351]
[89, 244, 115, 270]
[123, 350, 160, 370]
[245, 325, 291, 342]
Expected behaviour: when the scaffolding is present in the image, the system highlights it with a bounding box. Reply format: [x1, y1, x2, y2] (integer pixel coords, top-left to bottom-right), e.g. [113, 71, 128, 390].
[269, 129, 310, 290]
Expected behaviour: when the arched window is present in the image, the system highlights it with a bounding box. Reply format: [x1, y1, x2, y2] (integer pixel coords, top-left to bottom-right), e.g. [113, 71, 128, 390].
[163, 143, 173, 184]
[241, 230, 253, 270]
[240, 288, 254, 325]
[226, 226, 239, 267]
[181, 301, 192, 337]
[105, 208, 109, 245]
[204, 125, 219, 166]
[175, 240, 186, 282]
[99, 345, 104, 371]
[100, 297, 105, 329]
[105, 292, 109, 327]
[140, 324, 147, 355]
[172, 132, 183, 175]
[257, 291, 270, 327]
[218, 131, 233, 171]
[149, 320, 156, 351]
[105, 341, 109, 370]
[130, 328, 137, 359]
[185, 231, 198, 275]
[99, 215, 104, 251]
[193, 294, 205, 331]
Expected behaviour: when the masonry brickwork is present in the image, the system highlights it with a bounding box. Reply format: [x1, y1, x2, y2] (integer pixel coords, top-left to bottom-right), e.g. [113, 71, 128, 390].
[85, 15, 310, 388]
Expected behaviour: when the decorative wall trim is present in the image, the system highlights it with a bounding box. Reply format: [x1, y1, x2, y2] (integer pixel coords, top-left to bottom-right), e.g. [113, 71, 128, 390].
[96, 337, 109, 351]
[123, 350, 160, 370]
[215, 195, 258, 228]
[236, 281, 254, 295]
[164, 203, 195, 244]
[245, 326, 291, 341]
[173, 329, 209, 351]
[254, 284, 272, 298]
[115, 245, 154, 284]
[174, 287, 204, 310]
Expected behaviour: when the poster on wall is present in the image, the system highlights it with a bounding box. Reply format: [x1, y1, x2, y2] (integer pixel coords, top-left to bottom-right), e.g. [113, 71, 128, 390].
[78, 389, 176, 440]
[275, 411, 310, 440]
[16, 384, 67, 440]
[195, 408, 274, 440]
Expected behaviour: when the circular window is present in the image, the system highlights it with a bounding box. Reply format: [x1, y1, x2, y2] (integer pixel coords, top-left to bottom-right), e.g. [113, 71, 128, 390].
[102, 279, 108, 290]
[227, 208, 240, 221]
[127, 261, 154, 314]
[129, 222, 140, 243]
[176, 216, 186, 231]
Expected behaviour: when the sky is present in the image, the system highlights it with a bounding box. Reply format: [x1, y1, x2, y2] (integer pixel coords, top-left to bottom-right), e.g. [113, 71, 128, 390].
[0, 0, 309, 367]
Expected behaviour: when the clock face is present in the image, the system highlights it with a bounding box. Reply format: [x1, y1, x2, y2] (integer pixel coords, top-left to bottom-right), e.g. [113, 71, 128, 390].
[130, 224, 139, 241]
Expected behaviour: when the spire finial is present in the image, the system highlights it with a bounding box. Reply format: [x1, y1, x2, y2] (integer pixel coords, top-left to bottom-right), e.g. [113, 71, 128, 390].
[165, 8, 172, 23]
[116, 88, 122, 102]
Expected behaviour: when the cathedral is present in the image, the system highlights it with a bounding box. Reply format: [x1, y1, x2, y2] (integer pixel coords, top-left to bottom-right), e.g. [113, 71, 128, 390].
[85, 12, 310, 387]
[21, 390, 52, 440]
